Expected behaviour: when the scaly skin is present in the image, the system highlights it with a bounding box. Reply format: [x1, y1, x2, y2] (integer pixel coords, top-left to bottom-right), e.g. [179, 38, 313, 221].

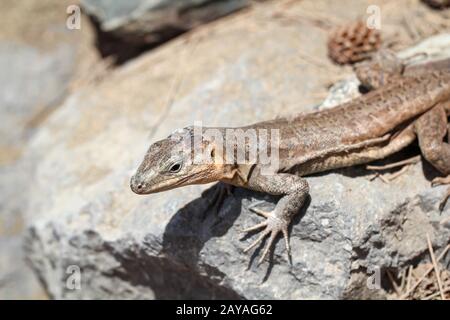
[131, 53, 450, 265]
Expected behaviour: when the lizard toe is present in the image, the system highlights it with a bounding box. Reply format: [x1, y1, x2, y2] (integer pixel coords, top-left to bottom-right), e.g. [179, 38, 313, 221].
[243, 228, 270, 253]
[432, 176, 450, 187]
[240, 221, 268, 233]
[430, 176, 450, 212]
[439, 188, 450, 212]
[258, 230, 277, 265]
[281, 226, 292, 264]
[249, 207, 271, 218]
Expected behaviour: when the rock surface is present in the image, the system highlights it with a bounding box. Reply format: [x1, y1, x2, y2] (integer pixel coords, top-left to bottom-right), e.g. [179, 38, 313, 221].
[23, 0, 450, 299]
[0, 43, 75, 300]
[0, 0, 102, 299]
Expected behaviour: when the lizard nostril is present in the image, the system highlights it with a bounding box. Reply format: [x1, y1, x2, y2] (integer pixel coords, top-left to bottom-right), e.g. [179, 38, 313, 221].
[130, 175, 145, 193]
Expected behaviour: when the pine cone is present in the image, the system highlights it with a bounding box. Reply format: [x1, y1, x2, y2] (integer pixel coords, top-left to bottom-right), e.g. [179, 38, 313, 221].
[328, 20, 381, 65]
[421, 0, 450, 9]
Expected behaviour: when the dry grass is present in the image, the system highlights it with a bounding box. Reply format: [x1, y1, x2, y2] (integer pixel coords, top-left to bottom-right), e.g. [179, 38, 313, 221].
[387, 242, 450, 300]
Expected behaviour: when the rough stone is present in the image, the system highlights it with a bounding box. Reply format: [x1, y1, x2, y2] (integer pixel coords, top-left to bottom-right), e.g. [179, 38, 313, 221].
[0, 42, 75, 299]
[23, 2, 450, 299]
[81, 0, 249, 62]
[81, 0, 249, 35]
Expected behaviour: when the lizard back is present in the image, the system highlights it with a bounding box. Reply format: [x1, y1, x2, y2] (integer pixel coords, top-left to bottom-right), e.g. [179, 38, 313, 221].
[246, 70, 450, 172]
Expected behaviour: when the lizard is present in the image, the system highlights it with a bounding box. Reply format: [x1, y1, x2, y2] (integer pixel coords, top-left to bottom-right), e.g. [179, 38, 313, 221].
[130, 51, 450, 265]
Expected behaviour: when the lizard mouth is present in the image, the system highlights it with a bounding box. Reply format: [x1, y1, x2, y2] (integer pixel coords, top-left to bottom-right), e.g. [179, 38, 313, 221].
[130, 171, 205, 194]
[145, 175, 197, 193]
[130, 175, 178, 194]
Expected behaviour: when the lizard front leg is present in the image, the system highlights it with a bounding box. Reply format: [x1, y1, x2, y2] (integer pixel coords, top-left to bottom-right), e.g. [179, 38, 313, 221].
[415, 102, 450, 211]
[240, 166, 309, 264]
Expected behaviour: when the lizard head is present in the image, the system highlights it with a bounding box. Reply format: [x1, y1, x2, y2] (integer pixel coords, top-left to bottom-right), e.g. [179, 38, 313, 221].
[130, 126, 225, 194]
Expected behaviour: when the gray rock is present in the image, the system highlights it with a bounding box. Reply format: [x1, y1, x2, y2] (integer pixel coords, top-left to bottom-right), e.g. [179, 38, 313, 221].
[81, 0, 249, 44]
[0, 42, 75, 299]
[23, 26, 450, 299]
[0, 42, 74, 151]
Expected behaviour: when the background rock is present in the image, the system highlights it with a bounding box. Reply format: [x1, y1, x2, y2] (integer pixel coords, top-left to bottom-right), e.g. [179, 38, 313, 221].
[81, 0, 249, 63]
[0, 43, 75, 160]
[0, 0, 102, 299]
[23, 0, 450, 299]
[0, 0, 449, 299]
[0, 41, 75, 301]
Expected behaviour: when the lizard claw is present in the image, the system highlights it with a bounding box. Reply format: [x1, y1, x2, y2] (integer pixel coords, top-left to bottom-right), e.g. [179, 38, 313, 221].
[240, 221, 268, 233]
[249, 206, 271, 218]
[431, 176, 450, 187]
[430, 176, 450, 212]
[242, 208, 291, 265]
[439, 191, 450, 212]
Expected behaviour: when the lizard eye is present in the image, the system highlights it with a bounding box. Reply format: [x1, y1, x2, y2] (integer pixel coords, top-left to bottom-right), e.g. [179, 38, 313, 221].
[168, 162, 182, 173]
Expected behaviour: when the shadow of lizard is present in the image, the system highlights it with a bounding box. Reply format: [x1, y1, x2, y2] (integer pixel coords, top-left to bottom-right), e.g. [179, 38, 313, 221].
[161, 182, 310, 281]
[160, 141, 445, 283]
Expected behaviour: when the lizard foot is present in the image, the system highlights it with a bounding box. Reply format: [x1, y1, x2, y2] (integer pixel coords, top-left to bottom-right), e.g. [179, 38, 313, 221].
[242, 206, 291, 265]
[431, 176, 450, 212]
